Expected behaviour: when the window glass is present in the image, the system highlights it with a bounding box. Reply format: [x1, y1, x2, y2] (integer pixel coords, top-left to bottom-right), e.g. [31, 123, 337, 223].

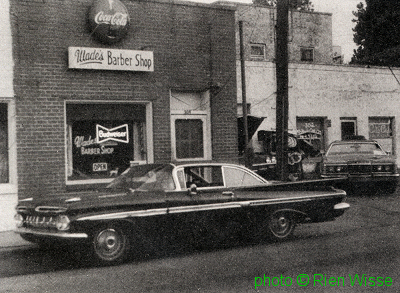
[301, 48, 314, 61]
[66, 103, 146, 181]
[183, 166, 223, 188]
[369, 117, 392, 139]
[369, 117, 394, 154]
[224, 167, 264, 187]
[250, 44, 265, 59]
[107, 164, 175, 191]
[0, 103, 9, 183]
[175, 119, 204, 159]
[328, 143, 386, 156]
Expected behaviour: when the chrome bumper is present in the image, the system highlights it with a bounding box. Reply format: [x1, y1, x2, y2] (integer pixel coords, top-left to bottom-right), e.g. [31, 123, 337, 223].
[15, 228, 88, 239]
[334, 202, 350, 211]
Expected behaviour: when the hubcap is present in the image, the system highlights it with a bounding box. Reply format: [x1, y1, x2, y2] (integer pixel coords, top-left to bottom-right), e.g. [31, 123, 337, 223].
[270, 215, 292, 237]
[94, 228, 125, 260]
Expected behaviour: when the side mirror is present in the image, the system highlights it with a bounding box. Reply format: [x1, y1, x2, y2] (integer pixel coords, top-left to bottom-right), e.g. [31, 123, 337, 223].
[188, 183, 198, 196]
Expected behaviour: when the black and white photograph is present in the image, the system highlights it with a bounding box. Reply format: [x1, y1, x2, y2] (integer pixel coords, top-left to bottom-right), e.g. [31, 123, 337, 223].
[1, 0, 400, 292]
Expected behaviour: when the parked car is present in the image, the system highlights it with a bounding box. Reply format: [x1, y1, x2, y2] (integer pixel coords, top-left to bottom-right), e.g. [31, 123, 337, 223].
[15, 163, 349, 265]
[320, 137, 399, 193]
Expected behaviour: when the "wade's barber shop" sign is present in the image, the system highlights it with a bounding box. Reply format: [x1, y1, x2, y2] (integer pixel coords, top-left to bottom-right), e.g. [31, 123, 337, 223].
[68, 47, 154, 71]
[68, 0, 154, 72]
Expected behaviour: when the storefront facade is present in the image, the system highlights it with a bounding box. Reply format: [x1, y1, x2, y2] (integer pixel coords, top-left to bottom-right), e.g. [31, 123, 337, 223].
[8, 0, 237, 216]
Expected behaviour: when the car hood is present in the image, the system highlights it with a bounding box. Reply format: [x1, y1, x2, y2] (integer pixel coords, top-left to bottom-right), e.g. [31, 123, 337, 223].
[17, 189, 168, 214]
[323, 154, 396, 164]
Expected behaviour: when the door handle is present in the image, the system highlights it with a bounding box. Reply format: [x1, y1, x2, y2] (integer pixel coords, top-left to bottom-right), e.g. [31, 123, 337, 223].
[222, 191, 234, 197]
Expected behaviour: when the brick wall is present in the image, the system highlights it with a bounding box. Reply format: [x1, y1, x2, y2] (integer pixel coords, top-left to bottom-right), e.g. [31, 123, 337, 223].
[10, 0, 237, 197]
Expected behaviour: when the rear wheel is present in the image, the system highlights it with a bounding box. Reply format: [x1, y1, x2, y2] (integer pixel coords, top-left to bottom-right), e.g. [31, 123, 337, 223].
[92, 225, 130, 265]
[267, 212, 295, 240]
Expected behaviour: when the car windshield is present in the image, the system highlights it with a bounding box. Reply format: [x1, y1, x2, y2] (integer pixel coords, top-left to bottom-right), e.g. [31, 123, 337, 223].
[106, 164, 176, 191]
[327, 142, 386, 156]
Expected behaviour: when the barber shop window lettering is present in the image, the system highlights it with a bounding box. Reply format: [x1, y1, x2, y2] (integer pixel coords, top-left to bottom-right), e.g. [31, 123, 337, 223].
[66, 103, 146, 182]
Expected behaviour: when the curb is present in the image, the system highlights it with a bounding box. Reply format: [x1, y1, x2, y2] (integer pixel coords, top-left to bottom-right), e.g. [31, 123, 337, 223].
[0, 231, 35, 252]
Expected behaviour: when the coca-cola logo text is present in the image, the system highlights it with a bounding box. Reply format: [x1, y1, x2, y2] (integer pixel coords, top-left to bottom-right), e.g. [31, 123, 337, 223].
[94, 11, 128, 26]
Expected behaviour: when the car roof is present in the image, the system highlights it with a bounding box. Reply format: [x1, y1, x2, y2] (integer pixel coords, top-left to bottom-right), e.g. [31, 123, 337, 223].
[172, 162, 248, 169]
[330, 139, 377, 144]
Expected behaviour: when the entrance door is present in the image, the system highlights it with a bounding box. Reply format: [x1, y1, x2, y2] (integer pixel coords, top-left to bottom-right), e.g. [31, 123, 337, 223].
[341, 118, 357, 140]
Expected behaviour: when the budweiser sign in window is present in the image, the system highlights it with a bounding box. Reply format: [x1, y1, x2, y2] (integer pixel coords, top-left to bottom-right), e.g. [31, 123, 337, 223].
[66, 103, 146, 181]
[88, 0, 130, 44]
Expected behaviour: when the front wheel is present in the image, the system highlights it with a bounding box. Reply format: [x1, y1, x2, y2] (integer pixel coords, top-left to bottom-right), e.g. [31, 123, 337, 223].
[268, 212, 295, 240]
[92, 225, 130, 265]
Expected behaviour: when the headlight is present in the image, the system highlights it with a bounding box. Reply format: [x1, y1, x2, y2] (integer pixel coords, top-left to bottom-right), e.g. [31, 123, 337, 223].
[14, 214, 24, 228]
[325, 165, 346, 173]
[55, 215, 70, 231]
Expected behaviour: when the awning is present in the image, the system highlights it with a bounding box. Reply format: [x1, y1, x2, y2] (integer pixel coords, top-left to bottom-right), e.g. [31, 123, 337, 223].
[237, 116, 265, 154]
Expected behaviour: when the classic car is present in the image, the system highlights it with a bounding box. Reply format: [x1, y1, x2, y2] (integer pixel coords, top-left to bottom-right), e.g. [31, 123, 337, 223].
[15, 163, 349, 265]
[320, 137, 399, 193]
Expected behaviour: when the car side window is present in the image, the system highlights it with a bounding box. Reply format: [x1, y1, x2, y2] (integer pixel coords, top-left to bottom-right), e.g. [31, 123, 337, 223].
[223, 167, 264, 187]
[183, 166, 224, 188]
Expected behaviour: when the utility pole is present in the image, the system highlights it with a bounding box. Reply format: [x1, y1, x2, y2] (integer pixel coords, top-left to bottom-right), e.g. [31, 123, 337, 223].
[239, 20, 250, 168]
[275, 0, 289, 181]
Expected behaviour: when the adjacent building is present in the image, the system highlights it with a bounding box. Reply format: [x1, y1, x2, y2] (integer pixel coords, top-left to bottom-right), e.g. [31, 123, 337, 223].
[0, 0, 17, 231]
[234, 3, 400, 166]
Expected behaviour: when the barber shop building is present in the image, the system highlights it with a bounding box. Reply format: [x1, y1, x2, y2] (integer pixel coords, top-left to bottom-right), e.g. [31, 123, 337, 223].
[0, 0, 237, 230]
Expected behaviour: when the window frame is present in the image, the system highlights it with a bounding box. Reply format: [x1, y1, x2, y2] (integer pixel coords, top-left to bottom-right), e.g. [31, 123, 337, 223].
[300, 47, 314, 62]
[340, 117, 357, 140]
[64, 100, 154, 186]
[170, 91, 212, 162]
[250, 43, 266, 60]
[0, 100, 16, 194]
[171, 114, 211, 161]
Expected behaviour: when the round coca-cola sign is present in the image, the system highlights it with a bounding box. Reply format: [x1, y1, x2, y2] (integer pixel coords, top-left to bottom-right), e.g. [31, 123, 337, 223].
[88, 0, 130, 44]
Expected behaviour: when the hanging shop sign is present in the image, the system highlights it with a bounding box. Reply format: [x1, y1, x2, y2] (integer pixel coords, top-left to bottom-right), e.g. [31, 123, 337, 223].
[68, 47, 154, 71]
[88, 0, 130, 44]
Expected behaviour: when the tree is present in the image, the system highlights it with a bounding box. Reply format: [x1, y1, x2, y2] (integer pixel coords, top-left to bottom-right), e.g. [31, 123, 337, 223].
[253, 0, 314, 12]
[351, 0, 400, 66]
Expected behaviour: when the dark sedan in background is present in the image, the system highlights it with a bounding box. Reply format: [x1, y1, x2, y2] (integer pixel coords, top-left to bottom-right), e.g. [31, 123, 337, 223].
[320, 138, 399, 193]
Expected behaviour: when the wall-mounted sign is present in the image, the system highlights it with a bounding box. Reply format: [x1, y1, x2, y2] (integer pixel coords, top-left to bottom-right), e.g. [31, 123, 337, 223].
[88, 0, 130, 44]
[68, 47, 154, 71]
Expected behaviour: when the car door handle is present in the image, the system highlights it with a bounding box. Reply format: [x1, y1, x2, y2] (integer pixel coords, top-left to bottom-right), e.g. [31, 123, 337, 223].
[222, 191, 234, 197]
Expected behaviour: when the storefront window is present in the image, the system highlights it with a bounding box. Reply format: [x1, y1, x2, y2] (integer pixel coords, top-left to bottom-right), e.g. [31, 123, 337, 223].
[66, 103, 146, 182]
[369, 117, 394, 154]
[296, 117, 325, 152]
[0, 103, 9, 183]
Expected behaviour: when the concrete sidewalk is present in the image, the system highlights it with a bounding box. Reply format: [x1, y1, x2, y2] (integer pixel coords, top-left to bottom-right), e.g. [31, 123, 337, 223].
[0, 230, 35, 252]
